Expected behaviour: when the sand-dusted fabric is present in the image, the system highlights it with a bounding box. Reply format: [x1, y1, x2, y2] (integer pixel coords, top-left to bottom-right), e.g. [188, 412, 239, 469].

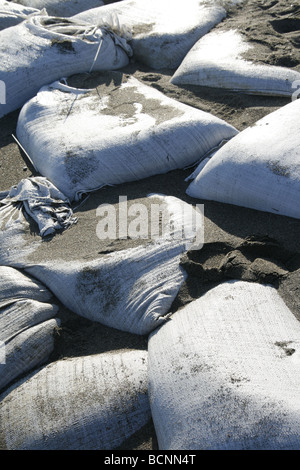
[72, 0, 227, 69]
[16, 72, 238, 202]
[171, 29, 300, 96]
[0, 177, 77, 237]
[23, 195, 203, 335]
[0, 349, 150, 450]
[24, 243, 186, 336]
[0, 15, 131, 118]
[0, 319, 60, 392]
[0, 0, 40, 30]
[12, 0, 104, 17]
[0, 192, 203, 335]
[0, 299, 58, 343]
[0, 265, 59, 391]
[148, 280, 300, 450]
[0, 265, 54, 306]
[186, 98, 300, 220]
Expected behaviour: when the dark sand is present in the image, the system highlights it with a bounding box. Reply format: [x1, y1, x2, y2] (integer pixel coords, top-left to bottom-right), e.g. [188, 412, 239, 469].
[0, 0, 300, 450]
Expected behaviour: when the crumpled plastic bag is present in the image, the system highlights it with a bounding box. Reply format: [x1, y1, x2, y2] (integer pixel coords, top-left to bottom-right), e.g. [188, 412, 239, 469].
[0, 176, 77, 237]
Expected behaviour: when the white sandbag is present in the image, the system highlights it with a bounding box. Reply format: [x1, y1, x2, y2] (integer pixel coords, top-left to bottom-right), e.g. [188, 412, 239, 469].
[72, 0, 227, 69]
[24, 239, 183, 334]
[0, 265, 59, 390]
[0, 318, 60, 391]
[0, 15, 132, 118]
[0, 299, 58, 342]
[0, 193, 203, 335]
[24, 243, 186, 336]
[171, 29, 300, 96]
[148, 280, 300, 450]
[12, 0, 104, 17]
[186, 98, 300, 220]
[0, 176, 77, 237]
[0, 350, 150, 449]
[0, 0, 40, 30]
[16, 72, 238, 202]
[0, 265, 54, 307]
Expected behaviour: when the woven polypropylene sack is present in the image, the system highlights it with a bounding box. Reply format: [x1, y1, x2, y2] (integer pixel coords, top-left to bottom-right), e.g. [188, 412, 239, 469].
[0, 349, 150, 450]
[148, 280, 300, 450]
[171, 29, 300, 96]
[186, 99, 300, 220]
[0, 265, 59, 391]
[72, 0, 227, 69]
[0, 15, 131, 118]
[16, 72, 238, 201]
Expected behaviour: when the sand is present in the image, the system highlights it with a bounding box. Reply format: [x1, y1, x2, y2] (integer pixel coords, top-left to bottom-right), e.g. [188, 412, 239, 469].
[0, 0, 299, 450]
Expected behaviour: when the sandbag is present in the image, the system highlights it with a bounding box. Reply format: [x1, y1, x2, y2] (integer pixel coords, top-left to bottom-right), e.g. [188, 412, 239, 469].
[12, 0, 104, 17]
[0, 265, 54, 307]
[0, 192, 203, 335]
[148, 280, 300, 450]
[0, 298, 58, 343]
[0, 0, 40, 30]
[23, 194, 203, 335]
[171, 29, 300, 96]
[0, 15, 132, 118]
[16, 71, 238, 202]
[186, 98, 300, 220]
[0, 349, 150, 450]
[0, 265, 59, 390]
[72, 0, 227, 69]
[0, 318, 60, 391]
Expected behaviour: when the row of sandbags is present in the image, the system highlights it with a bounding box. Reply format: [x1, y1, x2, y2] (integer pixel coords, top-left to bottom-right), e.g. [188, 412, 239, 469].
[0, 1, 299, 221]
[0, 0, 228, 118]
[1, 0, 300, 120]
[1, 279, 300, 449]
[0, 193, 198, 449]
[0, 75, 300, 400]
[0, 193, 191, 448]
[11, 70, 300, 220]
[0, 0, 300, 451]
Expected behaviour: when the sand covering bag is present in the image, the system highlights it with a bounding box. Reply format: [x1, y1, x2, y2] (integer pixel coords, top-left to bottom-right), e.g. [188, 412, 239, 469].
[148, 280, 300, 450]
[12, 0, 104, 17]
[16, 71, 238, 202]
[23, 195, 203, 335]
[0, 14, 132, 118]
[186, 98, 300, 220]
[0, 176, 77, 237]
[0, 193, 203, 335]
[0, 266, 59, 391]
[0, 349, 150, 449]
[0, 0, 40, 30]
[72, 0, 227, 69]
[171, 29, 300, 96]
